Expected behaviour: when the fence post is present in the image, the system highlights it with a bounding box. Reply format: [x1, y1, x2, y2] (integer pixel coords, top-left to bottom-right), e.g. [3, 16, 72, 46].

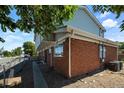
[3, 65, 6, 88]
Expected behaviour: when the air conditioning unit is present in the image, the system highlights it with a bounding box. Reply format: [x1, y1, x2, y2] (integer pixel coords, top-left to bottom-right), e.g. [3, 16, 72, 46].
[107, 61, 123, 72]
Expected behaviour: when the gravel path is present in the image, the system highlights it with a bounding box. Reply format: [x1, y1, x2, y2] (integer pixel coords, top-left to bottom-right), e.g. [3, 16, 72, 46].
[64, 65, 124, 88]
[64, 71, 124, 88]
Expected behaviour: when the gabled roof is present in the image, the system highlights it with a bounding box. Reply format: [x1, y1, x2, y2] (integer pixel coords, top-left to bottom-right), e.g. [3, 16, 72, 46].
[80, 6, 106, 32]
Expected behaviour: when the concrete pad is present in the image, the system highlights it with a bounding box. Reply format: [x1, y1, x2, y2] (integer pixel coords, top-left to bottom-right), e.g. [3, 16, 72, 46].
[32, 62, 48, 88]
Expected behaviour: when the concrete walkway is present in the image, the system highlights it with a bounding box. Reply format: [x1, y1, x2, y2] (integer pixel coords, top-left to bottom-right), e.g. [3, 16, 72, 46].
[32, 62, 48, 88]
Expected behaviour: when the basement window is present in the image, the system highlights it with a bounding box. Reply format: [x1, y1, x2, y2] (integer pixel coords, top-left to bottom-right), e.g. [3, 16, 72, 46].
[54, 44, 64, 57]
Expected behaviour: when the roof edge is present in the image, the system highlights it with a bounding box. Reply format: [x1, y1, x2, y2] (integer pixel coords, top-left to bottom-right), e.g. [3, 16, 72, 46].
[66, 25, 117, 47]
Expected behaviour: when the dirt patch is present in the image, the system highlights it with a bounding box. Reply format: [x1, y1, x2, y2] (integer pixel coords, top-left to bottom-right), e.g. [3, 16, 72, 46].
[39, 62, 124, 88]
[0, 77, 21, 87]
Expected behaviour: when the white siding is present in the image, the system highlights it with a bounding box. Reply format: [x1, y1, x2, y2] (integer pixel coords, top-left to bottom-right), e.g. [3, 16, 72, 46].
[64, 8, 103, 36]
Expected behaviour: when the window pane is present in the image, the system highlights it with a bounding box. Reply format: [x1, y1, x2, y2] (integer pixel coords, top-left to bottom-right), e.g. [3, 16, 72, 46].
[99, 45, 103, 58]
[103, 46, 106, 58]
[49, 48, 51, 54]
[99, 44, 106, 62]
[54, 44, 63, 57]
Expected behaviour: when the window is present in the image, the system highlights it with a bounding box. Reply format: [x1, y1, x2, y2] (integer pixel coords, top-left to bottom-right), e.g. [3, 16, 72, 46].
[103, 46, 106, 58]
[99, 44, 106, 62]
[54, 44, 64, 57]
[99, 30, 104, 37]
[49, 48, 51, 54]
[99, 45, 103, 59]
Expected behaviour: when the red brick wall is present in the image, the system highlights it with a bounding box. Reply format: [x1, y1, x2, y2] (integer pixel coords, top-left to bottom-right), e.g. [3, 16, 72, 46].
[71, 38, 101, 77]
[52, 38, 69, 77]
[47, 50, 52, 66]
[105, 45, 117, 63]
[45, 37, 117, 78]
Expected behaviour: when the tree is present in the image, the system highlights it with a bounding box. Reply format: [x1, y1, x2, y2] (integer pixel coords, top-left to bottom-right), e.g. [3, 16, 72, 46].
[0, 5, 78, 41]
[92, 5, 124, 31]
[1, 47, 22, 57]
[0, 47, 4, 55]
[117, 42, 124, 49]
[23, 41, 36, 56]
[2, 50, 12, 57]
[0, 37, 5, 43]
[0, 6, 16, 42]
[11, 47, 22, 56]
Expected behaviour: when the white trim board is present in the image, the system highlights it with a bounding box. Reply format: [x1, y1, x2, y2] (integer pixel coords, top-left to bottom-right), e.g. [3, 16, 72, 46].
[66, 26, 118, 47]
[37, 25, 118, 52]
[68, 37, 71, 78]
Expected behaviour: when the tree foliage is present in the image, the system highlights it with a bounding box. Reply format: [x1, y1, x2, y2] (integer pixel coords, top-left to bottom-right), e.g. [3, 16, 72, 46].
[2, 50, 12, 57]
[0, 5, 78, 41]
[11, 47, 22, 56]
[92, 5, 124, 31]
[0, 37, 5, 43]
[2, 47, 22, 57]
[0, 6, 16, 32]
[118, 42, 124, 49]
[23, 41, 36, 56]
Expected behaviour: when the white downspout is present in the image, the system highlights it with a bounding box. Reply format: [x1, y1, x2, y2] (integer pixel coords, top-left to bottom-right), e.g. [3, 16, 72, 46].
[50, 48, 52, 67]
[117, 46, 119, 61]
[69, 37, 71, 78]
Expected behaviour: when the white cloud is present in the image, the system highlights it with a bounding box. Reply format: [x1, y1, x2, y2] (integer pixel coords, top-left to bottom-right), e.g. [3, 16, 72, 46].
[102, 19, 118, 28]
[22, 32, 30, 36]
[99, 12, 110, 18]
[104, 26, 124, 42]
[0, 29, 34, 51]
[4, 43, 23, 51]
[5, 35, 23, 42]
[105, 34, 124, 42]
[6, 31, 14, 35]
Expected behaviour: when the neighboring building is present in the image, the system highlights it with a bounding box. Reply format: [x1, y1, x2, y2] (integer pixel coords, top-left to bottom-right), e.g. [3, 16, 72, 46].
[118, 49, 124, 61]
[34, 6, 118, 78]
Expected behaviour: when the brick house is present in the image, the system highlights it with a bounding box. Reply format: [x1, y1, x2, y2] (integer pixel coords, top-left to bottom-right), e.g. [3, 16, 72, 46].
[34, 6, 118, 78]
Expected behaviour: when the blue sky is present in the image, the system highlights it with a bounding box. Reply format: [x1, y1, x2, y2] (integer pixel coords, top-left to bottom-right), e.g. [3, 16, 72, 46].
[0, 9, 34, 51]
[88, 6, 124, 42]
[0, 6, 124, 51]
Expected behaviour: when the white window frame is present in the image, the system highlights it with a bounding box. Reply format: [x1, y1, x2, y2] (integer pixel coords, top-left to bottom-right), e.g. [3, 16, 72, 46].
[99, 45, 103, 59]
[54, 43, 64, 57]
[49, 48, 51, 54]
[99, 30, 104, 37]
[99, 44, 106, 62]
[103, 46, 106, 58]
